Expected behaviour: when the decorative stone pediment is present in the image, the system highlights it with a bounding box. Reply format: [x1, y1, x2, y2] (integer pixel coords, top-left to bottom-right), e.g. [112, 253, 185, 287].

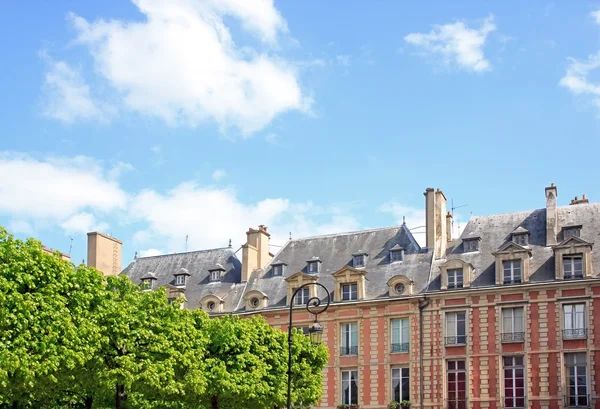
[554, 236, 593, 249]
[332, 266, 367, 302]
[244, 290, 269, 310]
[200, 294, 224, 314]
[285, 271, 318, 306]
[439, 258, 474, 290]
[493, 241, 532, 255]
[493, 241, 532, 285]
[387, 275, 414, 296]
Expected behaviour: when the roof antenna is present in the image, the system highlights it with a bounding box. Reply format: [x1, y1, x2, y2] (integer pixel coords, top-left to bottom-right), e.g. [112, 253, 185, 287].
[134, 251, 138, 259]
[185, 234, 188, 252]
[228, 239, 232, 248]
[450, 198, 468, 235]
[68, 236, 73, 256]
[402, 216, 406, 225]
[289, 231, 292, 240]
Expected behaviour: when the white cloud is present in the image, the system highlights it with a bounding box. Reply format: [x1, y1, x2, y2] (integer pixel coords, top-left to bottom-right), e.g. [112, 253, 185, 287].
[336, 55, 351, 66]
[212, 169, 227, 181]
[559, 51, 600, 110]
[129, 181, 360, 252]
[591, 10, 600, 24]
[404, 15, 496, 73]
[7, 220, 34, 235]
[60, 212, 109, 234]
[58, 0, 308, 134]
[138, 248, 163, 258]
[0, 153, 127, 232]
[40, 53, 111, 123]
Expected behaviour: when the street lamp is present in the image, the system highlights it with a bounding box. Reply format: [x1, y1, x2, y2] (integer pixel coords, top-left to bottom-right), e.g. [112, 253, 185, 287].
[287, 282, 331, 409]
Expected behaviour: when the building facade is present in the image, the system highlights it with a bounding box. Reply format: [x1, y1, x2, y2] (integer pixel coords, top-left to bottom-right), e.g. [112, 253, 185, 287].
[93, 184, 600, 409]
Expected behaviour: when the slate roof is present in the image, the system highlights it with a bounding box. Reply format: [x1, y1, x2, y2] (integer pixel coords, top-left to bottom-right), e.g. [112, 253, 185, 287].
[429, 202, 600, 291]
[243, 224, 432, 311]
[121, 248, 244, 312]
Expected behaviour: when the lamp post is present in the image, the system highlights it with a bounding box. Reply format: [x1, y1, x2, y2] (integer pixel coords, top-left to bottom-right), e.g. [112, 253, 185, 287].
[287, 282, 331, 409]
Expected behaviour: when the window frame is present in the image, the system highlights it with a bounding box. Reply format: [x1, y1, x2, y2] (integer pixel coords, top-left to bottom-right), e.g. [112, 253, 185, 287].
[512, 234, 528, 246]
[294, 287, 310, 305]
[563, 303, 587, 339]
[307, 261, 319, 274]
[391, 367, 410, 403]
[390, 250, 403, 262]
[210, 269, 222, 282]
[447, 269, 464, 289]
[341, 322, 358, 356]
[273, 264, 283, 276]
[563, 254, 584, 279]
[390, 318, 410, 353]
[565, 353, 588, 407]
[175, 275, 186, 286]
[446, 360, 467, 409]
[353, 254, 365, 267]
[463, 239, 479, 253]
[141, 279, 153, 290]
[341, 369, 358, 406]
[503, 259, 522, 284]
[501, 307, 525, 343]
[445, 311, 467, 345]
[342, 282, 358, 301]
[503, 356, 526, 408]
[564, 227, 581, 239]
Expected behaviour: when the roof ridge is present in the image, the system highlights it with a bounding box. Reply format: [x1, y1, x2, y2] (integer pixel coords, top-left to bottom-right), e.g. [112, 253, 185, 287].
[469, 202, 600, 222]
[136, 247, 232, 260]
[287, 224, 405, 242]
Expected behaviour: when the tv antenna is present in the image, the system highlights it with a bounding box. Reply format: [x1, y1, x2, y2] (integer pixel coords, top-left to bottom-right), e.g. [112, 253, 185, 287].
[185, 234, 189, 252]
[450, 199, 468, 233]
[68, 236, 73, 256]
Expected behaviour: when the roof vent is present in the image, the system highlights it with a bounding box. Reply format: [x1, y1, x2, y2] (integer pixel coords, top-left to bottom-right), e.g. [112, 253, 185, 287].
[570, 194, 589, 205]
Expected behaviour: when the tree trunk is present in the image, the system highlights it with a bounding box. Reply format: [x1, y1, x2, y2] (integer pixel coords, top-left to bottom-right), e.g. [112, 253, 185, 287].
[85, 396, 93, 409]
[211, 395, 218, 409]
[115, 384, 121, 409]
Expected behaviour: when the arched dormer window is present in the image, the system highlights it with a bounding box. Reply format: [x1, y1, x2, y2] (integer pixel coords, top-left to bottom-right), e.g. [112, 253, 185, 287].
[244, 290, 269, 310]
[387, 275, 414, 296]
[140, 272, 157, 290]
[200, 294, 224, 314]
[173, 268, 191, 287]
[439, 259, 474, 290]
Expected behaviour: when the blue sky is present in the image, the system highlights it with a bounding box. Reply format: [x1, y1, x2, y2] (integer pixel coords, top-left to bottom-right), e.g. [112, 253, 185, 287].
[2, 0, 600, 265]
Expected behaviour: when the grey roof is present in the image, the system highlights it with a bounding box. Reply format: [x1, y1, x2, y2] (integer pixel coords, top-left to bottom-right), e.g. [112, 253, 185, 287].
[121, 248, 244, 311]
[141, 271, 157, 280]
[429, 202, 600, 291]
[511, 226, 530, 235]
[243, 224, 431, 311]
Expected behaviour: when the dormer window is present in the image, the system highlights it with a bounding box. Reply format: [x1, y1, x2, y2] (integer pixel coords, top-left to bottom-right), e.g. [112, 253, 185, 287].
[447, 269, 463, 289]
[306, 257, 322, 274]
[208, 264, 225, 282]
[389, 245, 404, 262]
[352, 251, 368, 268]
[510, 227, 530, 246]
[463, 237, 480, 253]
[140, 272, 157, 290]
[272, 261, 286, 276]
[564, 225, 582, 239]
[173, 268, 190, 287]
[175, 275, 186, 286]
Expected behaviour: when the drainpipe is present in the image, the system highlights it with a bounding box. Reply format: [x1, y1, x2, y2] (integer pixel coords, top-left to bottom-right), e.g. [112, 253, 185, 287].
[418, 297, 431, 409]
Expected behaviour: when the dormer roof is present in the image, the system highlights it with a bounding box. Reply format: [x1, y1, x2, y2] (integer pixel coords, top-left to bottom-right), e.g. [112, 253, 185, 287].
[351, 250, 369, 257]
[141, 271, 158, 280]
[174, 268, 191, 276]
[511, 226, 530, 235]
[208, 263, 226, 272]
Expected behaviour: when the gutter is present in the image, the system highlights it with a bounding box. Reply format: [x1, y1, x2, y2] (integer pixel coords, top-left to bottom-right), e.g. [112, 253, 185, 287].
[418, 297, 430, 409]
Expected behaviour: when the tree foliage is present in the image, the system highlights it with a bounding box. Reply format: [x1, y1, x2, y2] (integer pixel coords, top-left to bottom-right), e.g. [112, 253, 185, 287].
[0, 227, 328, 409]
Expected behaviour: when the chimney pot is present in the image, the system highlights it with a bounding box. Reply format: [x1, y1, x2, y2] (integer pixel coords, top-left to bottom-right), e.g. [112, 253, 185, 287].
[583, 194, 587, 200]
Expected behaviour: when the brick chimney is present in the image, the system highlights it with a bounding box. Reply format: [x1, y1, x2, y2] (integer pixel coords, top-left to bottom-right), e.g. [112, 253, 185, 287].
[569, 194, 589, 205]
[545, 184, 558, 246]
[424, 188, 448, 259]
[87, 232, 122, 276]
[241, 225, 271, 282]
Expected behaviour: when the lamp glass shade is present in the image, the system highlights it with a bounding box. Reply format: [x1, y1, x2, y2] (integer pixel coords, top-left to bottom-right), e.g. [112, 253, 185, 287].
[308, 322, 324, 345]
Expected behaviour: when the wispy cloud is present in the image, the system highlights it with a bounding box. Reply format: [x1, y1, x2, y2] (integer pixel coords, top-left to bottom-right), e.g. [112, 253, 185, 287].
[404, 15, 496, 73]
[591, 10, 600, 25]
[559, 52, 600, 110]
[212, 169, 227, 182]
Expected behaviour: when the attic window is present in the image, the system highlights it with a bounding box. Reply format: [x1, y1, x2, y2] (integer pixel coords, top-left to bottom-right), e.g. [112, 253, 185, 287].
[463, 238, 480, 253]
[272, 261, 286, 276]
[306, 257, 322, 274]
[512, 234, 528, 246]
[175, 275, 186, 286]
[250, 297, 260, 308]
[390, 247, 404, 262]
[210, 270, 221, 282]
[352, 251, 368, 268]
[564, 226, 581, 239]
[207, 301, 216, 311]
[141, 278, 154, 290]
[174, 268, 190, 287]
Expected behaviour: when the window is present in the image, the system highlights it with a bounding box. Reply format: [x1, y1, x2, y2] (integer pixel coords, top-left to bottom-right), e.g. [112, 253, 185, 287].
[391, 367, 410, 403]
[564, 227, 581, 239]
[563, 255, 583, 279]
[342, 283, 358, 301]
[307, 261, 319, 274]
[445, 312, 466, 345]
[503, 356, 525, 408]
[502, 307, 525, 343]
[563, 304, 587, 339]
[341, 370, 358, 406]
[341, 322, 358, 356]
[390, 250, 403, 262]
[513, 234, 528, 246]
[353, 254, 365, 267]
[207, 301, 215, 311]
[175, 275, 186, 286]
[463, 239, 479, 252]
[503, 260, 522, 284]
[294, 287, 310, 305]
[250, 297, 260, 308]
[296, 326, 310, 336]
[273, 264, 283, 276]
[210, 270, 221, 282]
[447, 269, 463, 289]
[141, 279, 153, 290]
[394, 283, 406, 295]
[391, 318, 409, 352]
[565, 353, 588, 407]
[447, 360, 466, 409]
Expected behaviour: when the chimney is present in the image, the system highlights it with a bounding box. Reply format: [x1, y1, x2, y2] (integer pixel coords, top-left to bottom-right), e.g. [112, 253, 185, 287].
[87, 232, 122, 276]
[424, 188, 448, 258]
[570, 194, 589, 205]
[446, 211, 453, 242]
[545, 184, 558, 246]
[241, 225, 272, 282]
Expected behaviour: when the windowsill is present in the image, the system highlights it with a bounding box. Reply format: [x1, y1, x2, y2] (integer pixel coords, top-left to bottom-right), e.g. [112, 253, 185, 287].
[445, 343, 467, 347]
[390, 350, 409, 354]
[501, 339, 525, 344]
[501, 333, 525, 343]
[340, 354, 358, 357]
